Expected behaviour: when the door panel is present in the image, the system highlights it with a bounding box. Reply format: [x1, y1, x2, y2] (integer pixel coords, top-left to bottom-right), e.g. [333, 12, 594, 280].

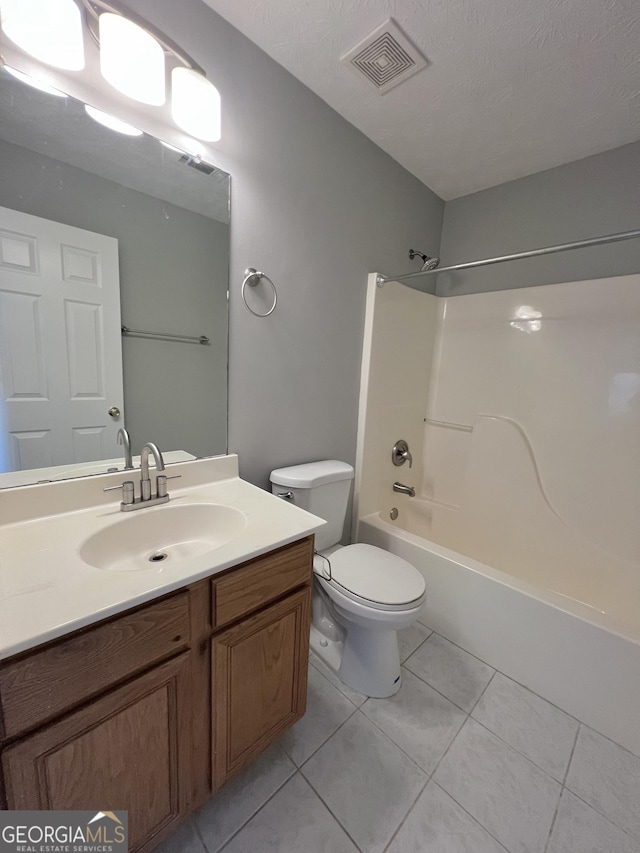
[0, 206, 123, 473]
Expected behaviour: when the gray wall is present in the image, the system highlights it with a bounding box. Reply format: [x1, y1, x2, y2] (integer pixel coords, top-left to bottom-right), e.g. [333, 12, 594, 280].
[438, 140, 640, 296]
[0, 137, 228, 458]
[124, 0, 444, 488]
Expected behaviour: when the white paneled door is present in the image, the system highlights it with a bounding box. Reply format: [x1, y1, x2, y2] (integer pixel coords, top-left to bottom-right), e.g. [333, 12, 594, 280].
[0, 206, 124, 473]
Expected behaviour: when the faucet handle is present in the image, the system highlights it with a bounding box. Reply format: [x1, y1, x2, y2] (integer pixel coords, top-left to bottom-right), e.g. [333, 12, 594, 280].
[156, 474, 181, 498]
[392, 439, 413, 468]
[104, 480, 135, 506]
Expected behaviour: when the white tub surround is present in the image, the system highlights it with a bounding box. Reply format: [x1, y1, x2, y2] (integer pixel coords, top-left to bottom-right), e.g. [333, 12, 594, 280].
[354, 277, 439, 523]
[355, 272, 640, 756]
[0, 455, 325, 659]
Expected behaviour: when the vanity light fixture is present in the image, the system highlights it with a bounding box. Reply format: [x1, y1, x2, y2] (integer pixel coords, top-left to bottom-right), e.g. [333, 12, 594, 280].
[98, 12, 165, 106]
[3, 65, 68, 97]
[0, 0, 85, 70]
[85, 0, 222, 141]
[0, 0, 222, 143]
[84, 104, 143, 136]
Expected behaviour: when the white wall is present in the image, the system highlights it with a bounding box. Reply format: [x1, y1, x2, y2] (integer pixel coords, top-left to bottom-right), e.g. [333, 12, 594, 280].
[115, 0, 444, 488]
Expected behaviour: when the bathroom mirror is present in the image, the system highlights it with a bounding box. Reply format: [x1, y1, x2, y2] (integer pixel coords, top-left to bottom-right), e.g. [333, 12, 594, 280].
[0, 66, 230, 488]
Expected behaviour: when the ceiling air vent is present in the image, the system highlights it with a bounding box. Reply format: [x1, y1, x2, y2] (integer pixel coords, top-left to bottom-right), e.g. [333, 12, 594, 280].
[341, 18, 428, 95]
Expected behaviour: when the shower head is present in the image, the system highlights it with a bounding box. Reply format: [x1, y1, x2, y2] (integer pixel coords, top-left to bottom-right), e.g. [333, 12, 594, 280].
[408, 249, 440, 271]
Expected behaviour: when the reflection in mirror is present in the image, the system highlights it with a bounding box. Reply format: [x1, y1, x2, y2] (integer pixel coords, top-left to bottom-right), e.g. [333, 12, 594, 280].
[0, 66, 230, 488]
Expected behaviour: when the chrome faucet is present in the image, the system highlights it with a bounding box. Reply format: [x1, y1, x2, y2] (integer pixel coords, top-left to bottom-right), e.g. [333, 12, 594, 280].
[117, 427, 134, 470]
[140, 442, 165, 501]
[393, 482, 416, 497]
[105, 441, 180, 511]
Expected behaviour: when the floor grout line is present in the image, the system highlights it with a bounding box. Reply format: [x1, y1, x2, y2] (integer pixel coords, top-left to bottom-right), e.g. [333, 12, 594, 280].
[561, 785, 640, 845]
[562, 724, 581, 787]
[211, 778, 294, 853]
[542, 794, 561, 853]
[381, 778, 429, 853]
[289, 701, 359, 770]
[468, 666, 497, 714]
[357, 691, 464, 779]
[466, 714, 570, 785]
[402, 658, 485, 714]
[192, 816, 210, 853]
[430, 779, 512, 852]
[198, 761, 298, 853]
[421, 630, 594, 734]
[399, 625, 434, 664]
[308, 656, 367, 708]
[427, 707, 471, 781]
[300, 771, 368, 853]
[299, 706, 434, 851]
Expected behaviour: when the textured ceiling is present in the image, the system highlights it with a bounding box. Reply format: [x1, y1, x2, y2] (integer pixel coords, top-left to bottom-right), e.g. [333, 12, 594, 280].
[201, 0, 640, 200]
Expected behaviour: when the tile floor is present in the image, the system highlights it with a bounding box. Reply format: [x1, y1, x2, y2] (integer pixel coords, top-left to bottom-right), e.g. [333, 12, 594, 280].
[157, 621, 640, 853]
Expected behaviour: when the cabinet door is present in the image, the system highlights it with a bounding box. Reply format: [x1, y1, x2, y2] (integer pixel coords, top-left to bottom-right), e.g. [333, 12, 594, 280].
[212, 587, 311, 790]
[2, 653, 191, 853]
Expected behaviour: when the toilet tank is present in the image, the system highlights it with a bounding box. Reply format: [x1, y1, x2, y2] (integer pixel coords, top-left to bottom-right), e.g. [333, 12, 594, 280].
[270, 460, 354, 550]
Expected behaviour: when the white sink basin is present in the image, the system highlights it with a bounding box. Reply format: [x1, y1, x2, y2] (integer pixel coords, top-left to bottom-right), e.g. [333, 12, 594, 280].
[79, 503, 247, 572]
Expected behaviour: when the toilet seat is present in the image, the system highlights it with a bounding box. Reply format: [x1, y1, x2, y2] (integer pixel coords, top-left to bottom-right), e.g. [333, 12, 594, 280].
[314, 543, 425, 612]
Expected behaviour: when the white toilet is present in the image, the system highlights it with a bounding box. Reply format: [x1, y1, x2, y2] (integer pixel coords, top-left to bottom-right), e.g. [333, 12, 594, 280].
[270, 460, 426, 697]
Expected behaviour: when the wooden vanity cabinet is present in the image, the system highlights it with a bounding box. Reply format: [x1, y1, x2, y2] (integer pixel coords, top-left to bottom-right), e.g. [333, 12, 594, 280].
[210, 536, 313, 790]
[2, 654, 192, 852]
[0, 535, 313, 852]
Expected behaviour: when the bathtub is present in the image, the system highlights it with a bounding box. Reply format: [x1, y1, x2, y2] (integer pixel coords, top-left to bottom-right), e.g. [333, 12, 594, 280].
[358, 509, 640, 758]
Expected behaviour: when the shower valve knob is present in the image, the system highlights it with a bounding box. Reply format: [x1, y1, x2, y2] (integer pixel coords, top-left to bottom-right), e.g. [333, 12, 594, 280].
[392, 439, 413, 468]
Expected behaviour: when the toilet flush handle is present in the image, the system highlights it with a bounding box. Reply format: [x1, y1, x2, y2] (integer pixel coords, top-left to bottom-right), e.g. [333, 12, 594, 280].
[276, 491, 294, 500]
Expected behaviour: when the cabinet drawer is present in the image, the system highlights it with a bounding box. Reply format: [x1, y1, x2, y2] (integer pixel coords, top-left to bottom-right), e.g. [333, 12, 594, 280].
[0, 592, 190, 740]
[212, 537, 313, 628]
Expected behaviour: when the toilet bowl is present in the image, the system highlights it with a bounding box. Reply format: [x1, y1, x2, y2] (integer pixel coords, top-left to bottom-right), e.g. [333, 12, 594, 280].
[312, 543, 425, 697]
[269, 461, 426, 698]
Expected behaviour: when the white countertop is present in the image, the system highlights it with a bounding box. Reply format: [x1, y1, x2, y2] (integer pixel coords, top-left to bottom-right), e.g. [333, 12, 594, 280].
[0, 455, 325, 660]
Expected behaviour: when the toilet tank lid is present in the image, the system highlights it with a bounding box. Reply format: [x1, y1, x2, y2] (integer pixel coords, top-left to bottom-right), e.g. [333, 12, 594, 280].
[270, 460, 354, 488]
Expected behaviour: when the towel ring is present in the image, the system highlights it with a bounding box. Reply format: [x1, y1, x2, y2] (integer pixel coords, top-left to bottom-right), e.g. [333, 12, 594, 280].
[241, 267, 278, 317]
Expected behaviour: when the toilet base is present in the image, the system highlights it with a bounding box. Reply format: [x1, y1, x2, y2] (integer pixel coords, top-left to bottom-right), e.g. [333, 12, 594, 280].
[310, 622, 402, 698]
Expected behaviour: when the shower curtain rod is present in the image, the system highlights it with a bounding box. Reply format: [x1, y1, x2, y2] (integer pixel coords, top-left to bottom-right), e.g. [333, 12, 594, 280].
[376, 228, 640, 286]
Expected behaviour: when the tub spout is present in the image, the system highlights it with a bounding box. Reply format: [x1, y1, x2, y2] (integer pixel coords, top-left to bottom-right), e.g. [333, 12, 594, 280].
[393, 482, 415, 497]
